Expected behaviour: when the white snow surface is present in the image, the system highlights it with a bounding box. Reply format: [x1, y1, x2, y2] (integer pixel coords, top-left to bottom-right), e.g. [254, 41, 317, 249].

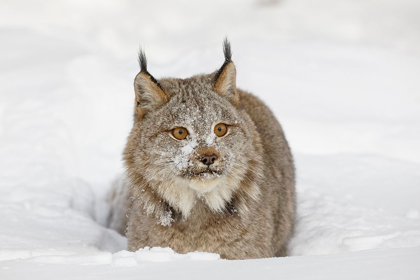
[1, 0, 420, 279]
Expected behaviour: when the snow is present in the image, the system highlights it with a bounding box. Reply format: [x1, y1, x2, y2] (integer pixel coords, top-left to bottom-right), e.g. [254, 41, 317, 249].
[112, 247, 219, 266]
[180, 139, 198, 156]
[1, 0, 420, 279]
[407, 210, 419, 220]
[158, 210, 175, 227]
[1, 247, 420, 280]
[174, 140, 196, 170]
[134, 247, 220, 262]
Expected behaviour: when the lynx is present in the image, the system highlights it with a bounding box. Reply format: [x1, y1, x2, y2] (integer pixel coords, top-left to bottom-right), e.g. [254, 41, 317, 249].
[108, 40, 296, 260]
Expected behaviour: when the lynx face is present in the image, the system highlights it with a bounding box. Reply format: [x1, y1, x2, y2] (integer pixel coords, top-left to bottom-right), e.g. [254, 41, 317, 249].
[142, 85, 251, 182]
[125, 41, 262, 219]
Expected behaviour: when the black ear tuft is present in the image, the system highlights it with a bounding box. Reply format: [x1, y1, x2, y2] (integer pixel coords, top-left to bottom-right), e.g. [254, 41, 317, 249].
[138, 49, 147, 72]
[215, 39, 233, 82]
[223, 38, 232, 62]
[214, 38, 238, 106]
[137, 48, 160, 86]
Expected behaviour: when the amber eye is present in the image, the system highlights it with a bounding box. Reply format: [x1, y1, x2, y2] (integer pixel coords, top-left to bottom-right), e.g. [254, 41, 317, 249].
[214, 123, 228, 137]
[172, 127, 188, 140]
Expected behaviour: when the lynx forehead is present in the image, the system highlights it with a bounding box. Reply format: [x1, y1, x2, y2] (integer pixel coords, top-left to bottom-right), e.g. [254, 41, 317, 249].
[111, 39, 296, 260]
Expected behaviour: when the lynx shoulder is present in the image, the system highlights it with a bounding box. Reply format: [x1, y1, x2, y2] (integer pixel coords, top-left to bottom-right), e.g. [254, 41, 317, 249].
[109, 40, 296, 260]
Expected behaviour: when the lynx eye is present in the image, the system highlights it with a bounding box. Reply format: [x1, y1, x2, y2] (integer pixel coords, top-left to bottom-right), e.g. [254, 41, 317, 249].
[214, 123, 228, 137]
[172, 127, 188, 140]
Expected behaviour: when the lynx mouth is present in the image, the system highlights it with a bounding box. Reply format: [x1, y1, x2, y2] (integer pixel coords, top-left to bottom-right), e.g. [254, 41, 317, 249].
[196, 169, 220, 176]
[181, 168, 224, 180]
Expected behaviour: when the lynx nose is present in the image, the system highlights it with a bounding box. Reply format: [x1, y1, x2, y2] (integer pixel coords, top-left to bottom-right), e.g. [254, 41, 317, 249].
[201, 154, 218, 166]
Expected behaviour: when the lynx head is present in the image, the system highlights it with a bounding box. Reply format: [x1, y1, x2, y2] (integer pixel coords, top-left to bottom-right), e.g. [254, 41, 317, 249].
[124, 40, 263, 223]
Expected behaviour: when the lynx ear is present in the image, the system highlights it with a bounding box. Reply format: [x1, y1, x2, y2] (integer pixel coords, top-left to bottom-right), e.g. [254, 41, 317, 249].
[214, 39, 239, 106]
[134, 50, 168, 119]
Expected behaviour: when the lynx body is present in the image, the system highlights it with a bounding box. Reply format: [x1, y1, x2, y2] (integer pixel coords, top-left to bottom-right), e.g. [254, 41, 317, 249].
[109, 41, 295, 260]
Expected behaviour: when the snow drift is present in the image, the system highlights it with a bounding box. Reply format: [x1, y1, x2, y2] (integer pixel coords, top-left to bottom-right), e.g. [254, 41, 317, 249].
[0, 0, 419, 279]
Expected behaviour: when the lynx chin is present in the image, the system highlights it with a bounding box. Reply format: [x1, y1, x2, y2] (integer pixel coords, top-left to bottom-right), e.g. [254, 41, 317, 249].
[108, 39, 296, 260]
